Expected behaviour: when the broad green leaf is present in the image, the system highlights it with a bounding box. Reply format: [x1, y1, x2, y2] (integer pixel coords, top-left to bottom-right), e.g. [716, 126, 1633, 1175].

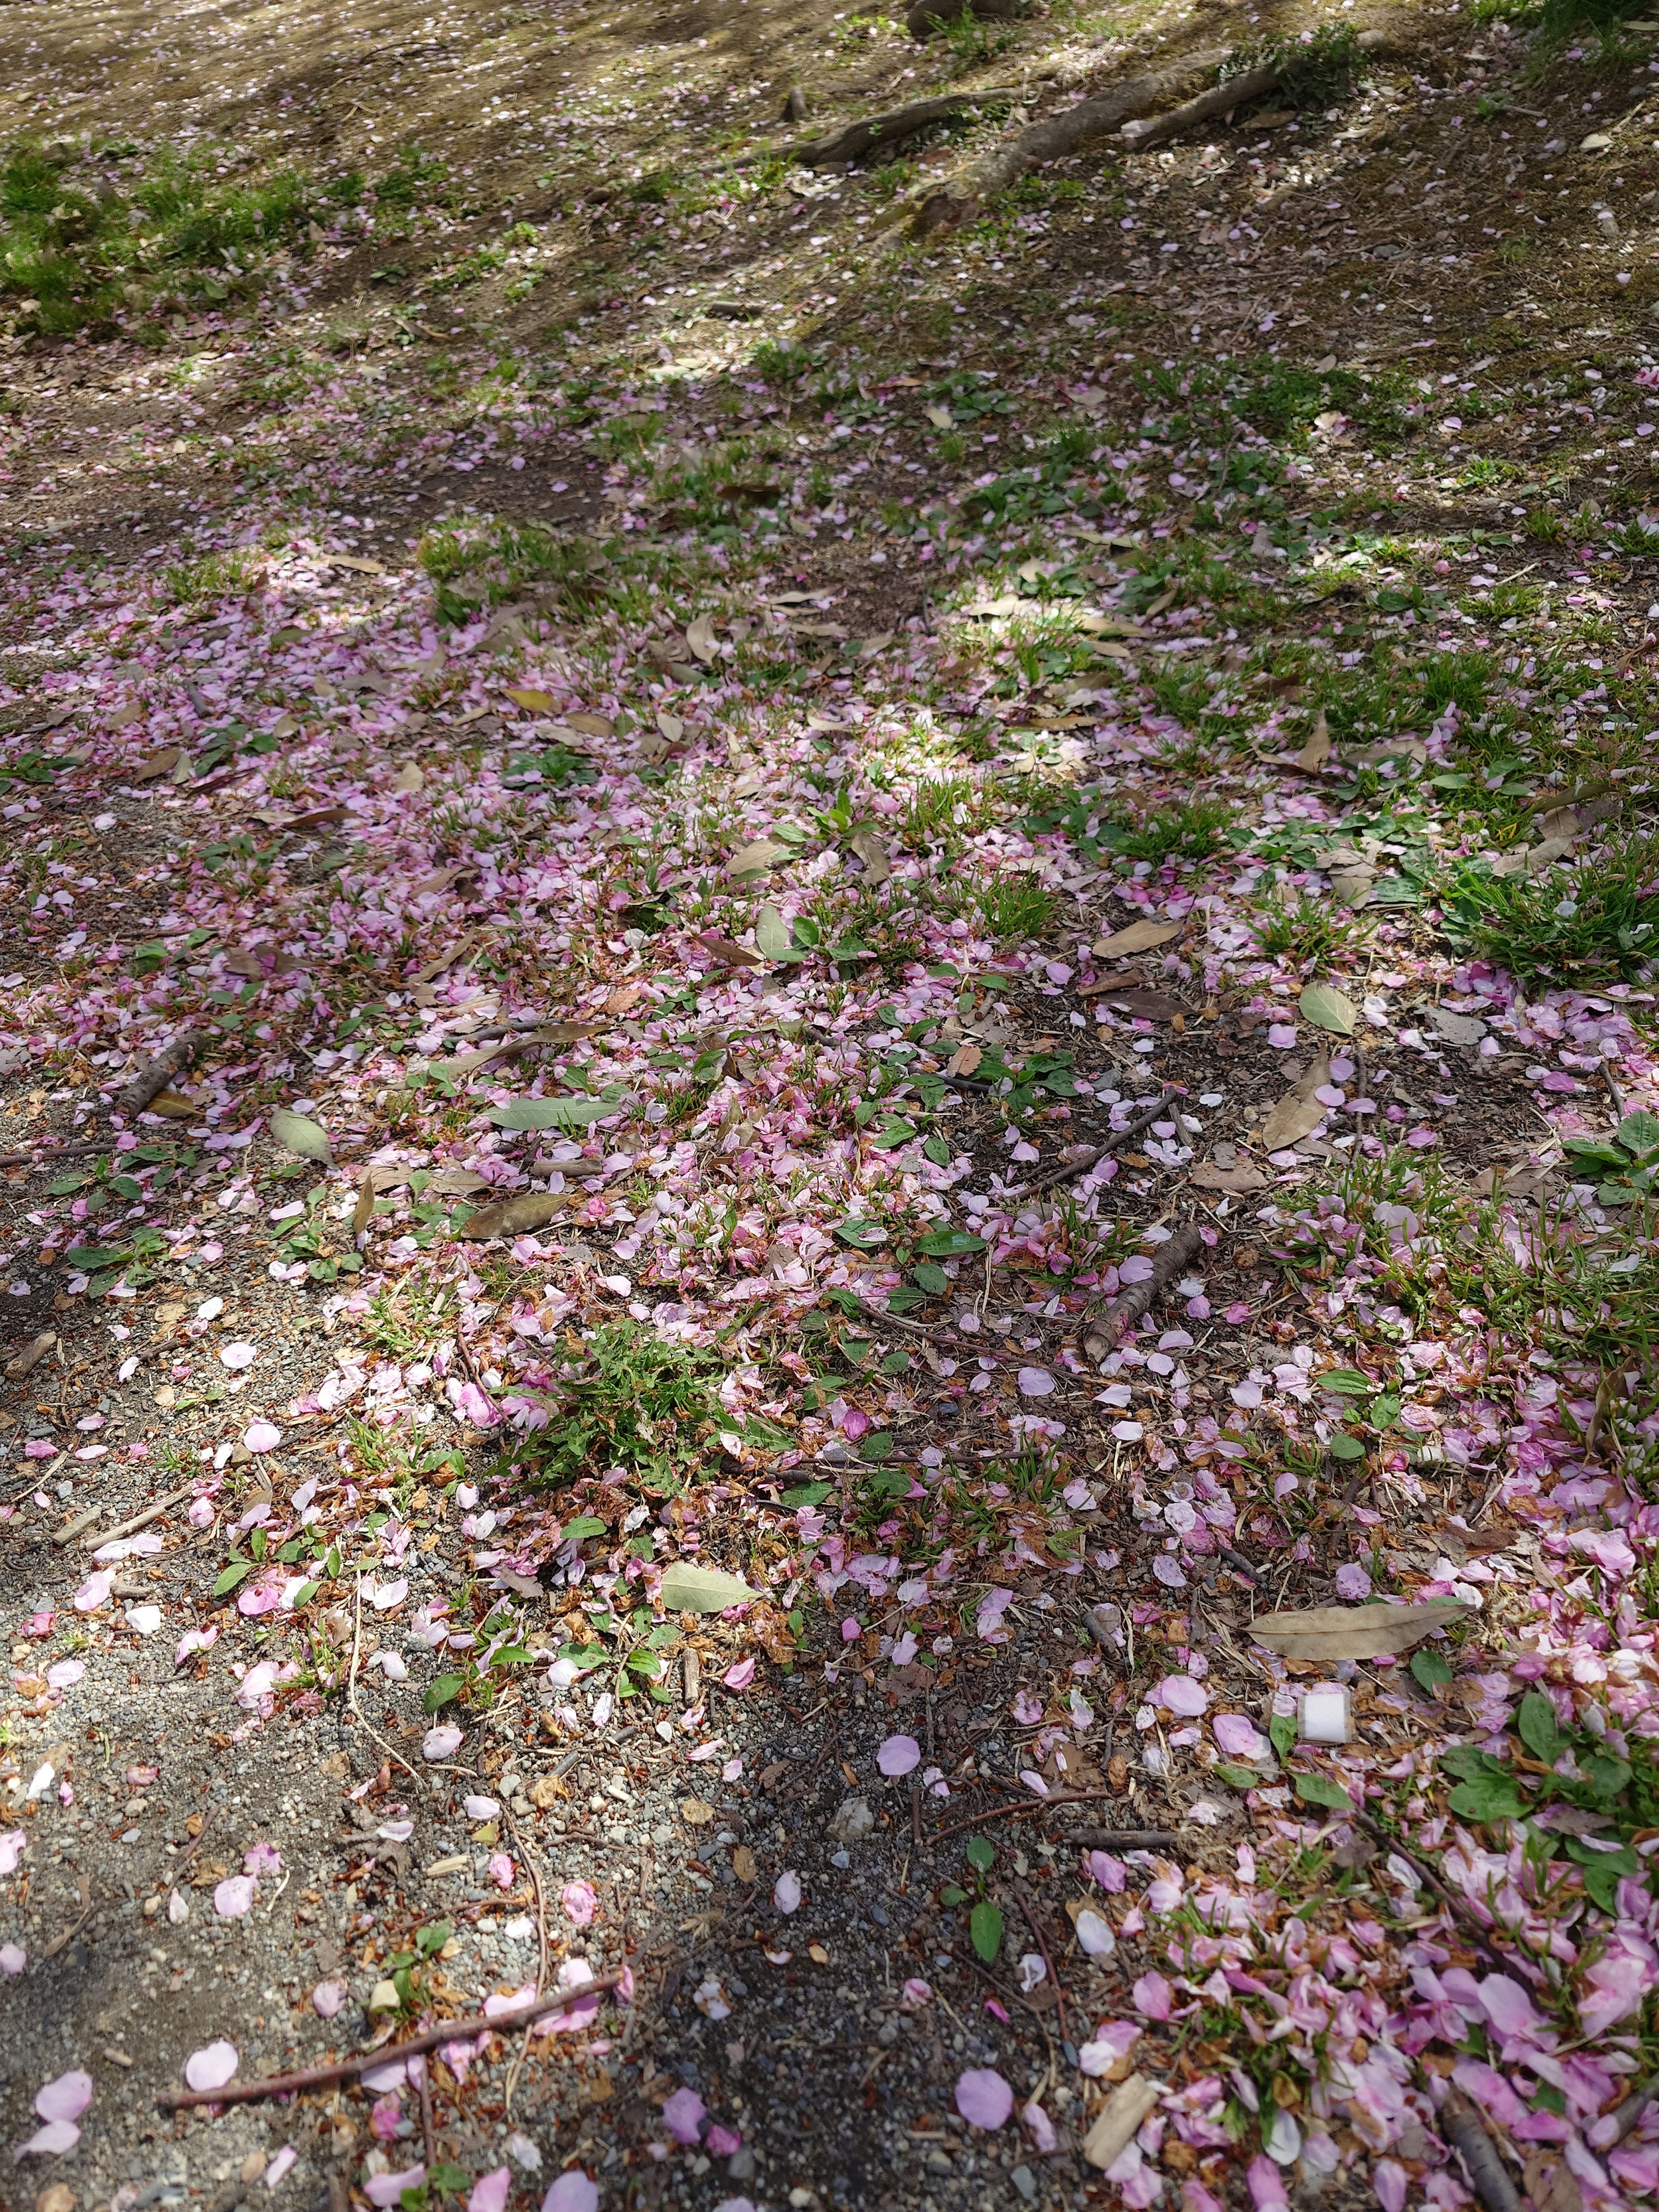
[1370, 1394, 1402, 1430]
[488, 1095, 620, 1131]
[1293, 1771, 1356, 1813]
[970, 1899, 1004, 1964]
[1328, 1434, 1365, 1462]
[940, 1884, 968, 1908]
[1584, 1750, 1632, 1805]
[859, 1431, 895, 1462]
[1449, 1772, 1526, 1822]
[1299, 981, 1357, 1035]
[1214, 1762, 1268, 1790]
[833, 1217, 887, 1248]
[289, 1579, 321, 1609]
[756, 905, 801, 960]
[270, 1106, 333, 1163]
[423, 1673, 467, 1711]
[1411, 1648, 1453, 1695]
[1268, 1711, 1297, 1762]
[1618, 1109, 1659, 1158]
[1319, 1369, 1374, 1396]
[780, 1482, 832, 1508]
[1516, 1689, 1562, 1764]
[917, 1228, 987, 1256]
[914, 1262, 950, 1295]
[965, 1835, 995, 1872]
[563, 1515, 609, 1539]
[213, 1561, 253, 1595]
[658, 1562, 761, 1613]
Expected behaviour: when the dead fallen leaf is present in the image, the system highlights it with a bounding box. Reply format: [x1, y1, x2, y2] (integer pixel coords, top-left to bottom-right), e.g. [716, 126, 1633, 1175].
[146, 1089, 200, 1119]
[681, 1797, 715, 1826]
[1294, 709, 1332, 772]
[685, 614, 719, 665]
[694, 932, 767, 968]
[4, 1330, 55, 1381]
[567, 712, 613, 738]
[426, 1168, 492, 1197]
[727, 838, 793, 878]
[1080, 985, 1181, 1020]
[1090, 917, 1184, 959]
[605, 983, 643, 1017]
[807, 1942, 830, 1964]
[391, 762, 425, 794]
[847, 830, 891, 884]
[131, 746, 183, 783]
[731, 1844, 757, 1883]
[1190, 1161, 1269, 1194]
[505, 687, 557, 714]
[461, 1192, 569, 1241]
[945, 1043, 982, 1078]
[1259, 1055, 1332, 1151]
[529, 1775, 565, 1809]
[1083, 2076, 1161, 2172]
[1249, 1599, 1471, 1662]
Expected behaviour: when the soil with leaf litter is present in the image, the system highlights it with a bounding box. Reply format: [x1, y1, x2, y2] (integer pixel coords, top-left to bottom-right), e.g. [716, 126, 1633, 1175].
[9, 3, 1659, 2212]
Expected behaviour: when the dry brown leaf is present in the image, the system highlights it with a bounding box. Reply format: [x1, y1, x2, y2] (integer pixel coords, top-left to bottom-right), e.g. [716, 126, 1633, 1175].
[505, 687, 557, 713]
[131, 746, 183, 783]
[1091, 918, 1183, 959]
[568, 712, 613, 738]
[848, 830, 891, 884]
[461, 1192, 569, 1241]
[1259, 1055, 1332, 1151]
[695, 931, 767, 968]
[1083, 2076, 1161, 2172]
[391, 762, 425, 794]
[1249, 1599, 1471, 1662]
[731, 1844, 757, 1883]
[529, 1775, 565, 1809]
[605, 983, 644, 1017]
[147, 1088, 200, 1119]
[945, 1042, 982, 1078]
[727, 838, 793, 878]
[426, 1168, 492, 1197]
[1190, 1161, 1269, 1194]
[1294, 709, 1332, 772]
[685, 614, 719, 665]
[681, 1797, 715, 1825]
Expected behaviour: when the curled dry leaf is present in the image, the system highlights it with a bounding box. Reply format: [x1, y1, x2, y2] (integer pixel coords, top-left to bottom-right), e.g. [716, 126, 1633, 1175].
[1259, 1055, 1332, 1151]
[1249, 1599, 1471, 1663]
[1294, 708, 1332, 772]
[1090, 918, 1183, 958]
[685, 613, 719, 664]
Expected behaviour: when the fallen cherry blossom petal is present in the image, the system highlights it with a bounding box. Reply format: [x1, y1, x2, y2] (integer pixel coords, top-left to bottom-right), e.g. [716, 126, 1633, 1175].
[213, 1876, 256, 1918]
[876, 1734, 921, 1777]
[423, 1725, 464, 1761]
[184, 2041, 239, 2092]
[955, 2069, 1014, 2129]
[541, 2174, 600, 2212]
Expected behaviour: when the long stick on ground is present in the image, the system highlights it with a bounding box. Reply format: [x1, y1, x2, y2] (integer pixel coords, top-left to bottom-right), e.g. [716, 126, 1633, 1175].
[910, 49, 1227, 236]
[793, 86, 1021, 168]
[910, 29, 1387, 235]
[1014, 1090, 1177, 1200]
[155, 1976, 626, 2110]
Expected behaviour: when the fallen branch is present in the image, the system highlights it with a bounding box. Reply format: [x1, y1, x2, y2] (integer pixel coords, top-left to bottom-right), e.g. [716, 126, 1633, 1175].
[1014, 1089, 1176, 1200]
[1121, 29, 1388, 149]
[67, 1482, 196, 1550]
[156, 1975, 626, 2110]
[114, 1030, 205, 1121]
[1441, 2089, 1522, 2212]
[924, 1789, 1117, 1845]
[1061, 1826, 1188, 1851]
[910, 49, 1227, 235]
[1087, 1219, 1206, 1353]
[793, 86, 1021, 168]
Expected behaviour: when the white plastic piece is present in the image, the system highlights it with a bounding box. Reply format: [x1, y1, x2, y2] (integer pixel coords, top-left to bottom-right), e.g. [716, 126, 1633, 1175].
[1299, 1686, 1352, 1745]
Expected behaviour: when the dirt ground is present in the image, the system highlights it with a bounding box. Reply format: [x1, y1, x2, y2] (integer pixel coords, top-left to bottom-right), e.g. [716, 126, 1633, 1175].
[6, 0, 1659, 2210]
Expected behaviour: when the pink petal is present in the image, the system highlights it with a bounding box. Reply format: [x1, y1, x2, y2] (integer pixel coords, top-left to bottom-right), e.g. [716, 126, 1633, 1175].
[243, 1841, 283, 1875]
[214, 1875, 256, 1918]
[722, 1656, 756, 1690]
[560, 1880, 597, 1927]
[1017, 1367, 1055, 1396]
[17, 2120, 80, 2158]
[901, 1978, 932, 2009]
[1248, 2154, 1290, 2210]
[661, 2086, 706, 2145]
[541, 2175, 600, 2212]
[706, 2125, 743, 2157]
[423, 1725, 464, 1761]
[469, 2168, 512, 2212]
[877, 1734, 921, 1777]
[1023, 2100, 1058, 2153]
[1214, 1713, 1270, 1762]
[0, 1829, 28, 1876]
[184, 2040, 239, 2092]
[774, 1870, 802, 1914]
[264, 2148, 299, 2189]
[313, 1980, 346, 2018]
[464, 1794, 502, 1819]
[35, 2072, 92, 2124]
[1133, 1970, 1174, 2020]
[488, 1852, 515, 1890]
[0, 1943, 24, 1974]
[1334, 1563, 1372, 1601]
[73, 1571, 112, 1612]
[365, 2166, 426, 2208]
[1154, 1673, 1208, 1718]
[244, 1421, 282, 1453]
[45, 1659, 84, 1690]
[955, 2068, 1014, 2129]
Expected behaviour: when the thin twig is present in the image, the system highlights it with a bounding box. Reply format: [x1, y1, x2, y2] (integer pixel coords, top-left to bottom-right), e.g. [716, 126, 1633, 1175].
[418, 2059, 435, 2170]
[1015, 1882, 1068, 2048]
[1352, 1812, 1508, 1969]
[500, 1799, 550, 2120]
[1014, 1090, 1178, 1201]
[156, 1975, 628, 2109]
[925, 1789, 1118, 1846]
